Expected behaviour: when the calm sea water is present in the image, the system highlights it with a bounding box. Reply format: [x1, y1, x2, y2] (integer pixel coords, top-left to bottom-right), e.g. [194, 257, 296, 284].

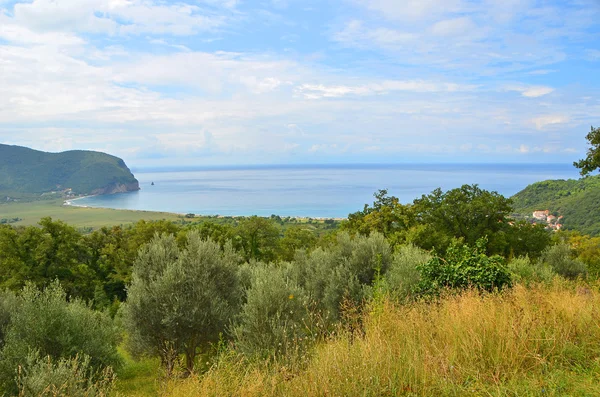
[71, 164, 580, 218]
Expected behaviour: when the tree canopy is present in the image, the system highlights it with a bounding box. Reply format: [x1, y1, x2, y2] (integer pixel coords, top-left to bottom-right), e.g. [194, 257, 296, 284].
[574, 126, 600, 176]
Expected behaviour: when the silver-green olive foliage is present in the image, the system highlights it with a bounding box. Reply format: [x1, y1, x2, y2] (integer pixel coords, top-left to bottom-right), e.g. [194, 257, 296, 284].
[122, 231, 242, 374]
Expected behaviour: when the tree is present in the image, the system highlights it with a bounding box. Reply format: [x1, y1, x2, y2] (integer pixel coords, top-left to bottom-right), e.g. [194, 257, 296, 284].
[122, 231, 242, 375]
[574, 126, 600, 176]
[344, 189, 415, 240]
[234, 264, 312, 359]
[237, 216, 280, 262]
[0, 218, 96, 300]
[291, 232, 392, 324]
[278, 227, 317, 261]
[412, 185, 513, 254]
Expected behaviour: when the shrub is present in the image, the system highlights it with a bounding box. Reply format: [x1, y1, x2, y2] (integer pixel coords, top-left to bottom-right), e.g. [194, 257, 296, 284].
[0, 282, 120, 395]
[385, 244, 431, 300]
[291, 232, 391, 324]
[508, 256, 555, 285]
[233, 264, 315, 360]
[0, 290, 18, 349]
[17, 353, 116, 397]
[416, 237, 512, 296]
[541, 244, 587, 279]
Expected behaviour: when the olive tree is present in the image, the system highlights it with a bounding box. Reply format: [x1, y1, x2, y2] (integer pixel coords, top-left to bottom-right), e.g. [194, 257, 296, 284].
[234, 264, 313, 359]
[122, 231, 242, 375]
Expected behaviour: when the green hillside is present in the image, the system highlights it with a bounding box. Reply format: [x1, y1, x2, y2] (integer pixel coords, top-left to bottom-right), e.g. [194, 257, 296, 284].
[0, 144, 139, 198]
[512, 175, 600, 235]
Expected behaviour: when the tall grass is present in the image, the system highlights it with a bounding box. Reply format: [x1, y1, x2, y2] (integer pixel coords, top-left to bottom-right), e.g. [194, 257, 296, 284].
[165, 280, 600, 396]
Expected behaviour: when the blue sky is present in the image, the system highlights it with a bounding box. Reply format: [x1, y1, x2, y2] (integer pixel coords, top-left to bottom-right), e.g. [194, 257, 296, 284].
[0, 0, 599, 167]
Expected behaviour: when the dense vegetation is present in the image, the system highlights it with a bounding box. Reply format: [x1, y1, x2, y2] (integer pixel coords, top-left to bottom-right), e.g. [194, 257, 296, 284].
[0, 144, 139, 198]
[1, 184, 600, 396]
[512, 174, 600, 235]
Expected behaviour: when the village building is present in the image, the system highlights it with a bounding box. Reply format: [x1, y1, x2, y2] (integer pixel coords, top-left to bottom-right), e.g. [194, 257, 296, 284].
[532, 210, 549, 220]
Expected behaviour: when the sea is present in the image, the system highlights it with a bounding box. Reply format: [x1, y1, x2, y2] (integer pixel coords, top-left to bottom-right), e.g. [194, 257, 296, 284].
[70, 164, 581, 219]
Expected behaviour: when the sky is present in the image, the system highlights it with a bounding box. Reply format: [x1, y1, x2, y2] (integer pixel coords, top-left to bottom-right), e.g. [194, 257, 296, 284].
[0, 0, 599, 167]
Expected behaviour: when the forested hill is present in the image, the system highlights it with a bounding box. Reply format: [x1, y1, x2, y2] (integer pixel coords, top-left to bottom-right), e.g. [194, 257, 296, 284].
[0, 144, 140, 198]
[512, 175, 600, 235]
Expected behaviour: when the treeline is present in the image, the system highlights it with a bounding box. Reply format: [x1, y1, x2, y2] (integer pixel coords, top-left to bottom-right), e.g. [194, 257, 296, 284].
[0, 216, 331, 309]
[0, 184, 599, 395]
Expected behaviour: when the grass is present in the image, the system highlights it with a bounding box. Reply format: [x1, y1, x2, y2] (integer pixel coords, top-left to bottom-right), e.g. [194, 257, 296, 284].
[0, 200, 343, 231]
[114, 347, 161, 397]
[0, 199, 183, 229]
[163, 280, 600, 397]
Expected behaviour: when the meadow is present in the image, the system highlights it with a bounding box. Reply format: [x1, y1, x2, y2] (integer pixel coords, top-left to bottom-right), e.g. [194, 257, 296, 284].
[156, 280, 600, 397]
[0, 199, 182, 228]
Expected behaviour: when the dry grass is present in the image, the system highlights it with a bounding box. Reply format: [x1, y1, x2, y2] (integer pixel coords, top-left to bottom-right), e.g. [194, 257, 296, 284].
[164, 280, 600, 397]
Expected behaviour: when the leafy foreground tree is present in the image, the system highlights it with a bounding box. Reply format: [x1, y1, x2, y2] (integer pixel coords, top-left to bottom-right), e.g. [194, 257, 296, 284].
[574, 125, 600, 176]
[122, 231, 242, 376]
[0, 282, 120, 395]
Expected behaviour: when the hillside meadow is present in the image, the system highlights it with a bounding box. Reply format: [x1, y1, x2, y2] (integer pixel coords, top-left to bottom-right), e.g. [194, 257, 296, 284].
[163, 280, 600, 397]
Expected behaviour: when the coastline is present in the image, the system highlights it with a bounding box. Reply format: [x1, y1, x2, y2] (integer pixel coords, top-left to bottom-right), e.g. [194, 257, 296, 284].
[63, 196, 346, 221]
[64, 194, 98, 208]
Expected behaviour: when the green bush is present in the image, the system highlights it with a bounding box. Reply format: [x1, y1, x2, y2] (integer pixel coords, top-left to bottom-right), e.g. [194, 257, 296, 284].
[386, 244, 432, 300]
[291, 232, 391, 324]
[416, 237, 512, 296]
[17, 353, 116, 397]
[234, 264, 315, 360]
[540, 244, 587, 279]
[0, 290, 17, 349]
[0, 282, 120, 395]
[508, 256, 555, 285]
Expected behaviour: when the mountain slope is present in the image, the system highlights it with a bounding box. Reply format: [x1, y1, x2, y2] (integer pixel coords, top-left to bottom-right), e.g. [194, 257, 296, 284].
[0, 144, 140, 197]
[512, 175, 600, 235]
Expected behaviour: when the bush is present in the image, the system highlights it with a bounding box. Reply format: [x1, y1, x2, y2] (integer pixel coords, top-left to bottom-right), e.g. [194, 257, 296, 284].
[233, 264, 315, 360]
[541, 244, 587, 279]
[0, 282, 120, 395]
[17, 353, 116, 397]
[0, 290, 18, 349]
[385, 244, 431, 301]
[291, 232, 392, 324]
[508, 256, 555, 285]
[416, 237, 512, 296]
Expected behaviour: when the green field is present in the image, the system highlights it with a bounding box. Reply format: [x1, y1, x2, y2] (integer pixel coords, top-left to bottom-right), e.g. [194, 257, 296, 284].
[0, 199, 183, 228]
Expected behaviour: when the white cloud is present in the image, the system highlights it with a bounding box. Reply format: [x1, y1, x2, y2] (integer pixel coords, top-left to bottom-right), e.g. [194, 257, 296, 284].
[531, 115, 569, 130]
[295, 80, 476, 99]
[9, 0, 229, 36]
[528, 69, 556, 75]
[332, 20, 416, 50]
[355, 0, 464, 22]
[334, 0, 592, 76]
[505, 85, 554, 98]
[431, 17, 476, 36]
